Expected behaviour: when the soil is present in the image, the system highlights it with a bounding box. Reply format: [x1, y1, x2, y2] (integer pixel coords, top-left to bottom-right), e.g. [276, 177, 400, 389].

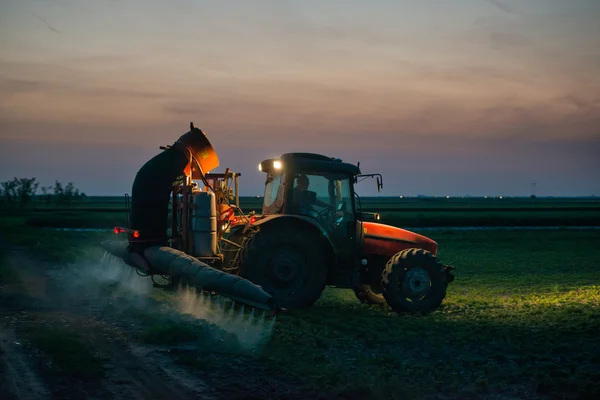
[0, 245, 321, 400]
[0, 246, 217, 399]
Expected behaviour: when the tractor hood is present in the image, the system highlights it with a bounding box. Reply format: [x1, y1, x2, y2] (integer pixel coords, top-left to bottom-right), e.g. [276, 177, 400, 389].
[362, 221, 438, 257]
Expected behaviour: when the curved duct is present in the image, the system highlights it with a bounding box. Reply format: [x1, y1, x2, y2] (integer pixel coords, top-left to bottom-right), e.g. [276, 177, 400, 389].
[100, 240, 276, 310]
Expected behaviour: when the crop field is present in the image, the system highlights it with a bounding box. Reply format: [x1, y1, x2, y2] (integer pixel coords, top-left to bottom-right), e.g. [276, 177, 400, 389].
[8, 196, 600, 229]
[1, 207, 599, 399]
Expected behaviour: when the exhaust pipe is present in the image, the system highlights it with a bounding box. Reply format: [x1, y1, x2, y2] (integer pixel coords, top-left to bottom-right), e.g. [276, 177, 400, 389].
[101, 240, 276, 311]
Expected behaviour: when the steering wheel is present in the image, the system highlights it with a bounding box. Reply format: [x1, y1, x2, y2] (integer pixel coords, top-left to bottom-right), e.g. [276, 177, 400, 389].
[318, 201, 348, 227]
[303, 204, 332, 225]
[318, 206, 334, 217]
[311, 205, 332, 222]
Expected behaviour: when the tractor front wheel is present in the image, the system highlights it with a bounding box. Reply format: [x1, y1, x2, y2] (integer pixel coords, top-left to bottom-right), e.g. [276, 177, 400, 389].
[381, 248, 448, 314]
[239, 226, 328, 309]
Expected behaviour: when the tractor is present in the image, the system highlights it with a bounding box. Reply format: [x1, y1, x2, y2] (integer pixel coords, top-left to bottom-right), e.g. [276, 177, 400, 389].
[110, 130, 455, 314]
[221, 152, 455, 313]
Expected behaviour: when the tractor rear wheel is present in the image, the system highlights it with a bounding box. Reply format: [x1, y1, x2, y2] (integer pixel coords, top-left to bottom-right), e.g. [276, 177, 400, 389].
[239, 225, 328, 309]
[381, 248, 448, 314]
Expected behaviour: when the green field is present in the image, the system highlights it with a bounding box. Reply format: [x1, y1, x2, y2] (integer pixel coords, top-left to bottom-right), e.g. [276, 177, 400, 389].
[1, 214, 599, 399]
[5, 196, 600, 229]
[21, 195, 600, 211]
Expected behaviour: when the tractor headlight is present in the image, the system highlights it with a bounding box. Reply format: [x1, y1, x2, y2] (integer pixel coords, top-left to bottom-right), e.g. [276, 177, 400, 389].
[273, 160, 282, 169]
[258, 163, 263, 171]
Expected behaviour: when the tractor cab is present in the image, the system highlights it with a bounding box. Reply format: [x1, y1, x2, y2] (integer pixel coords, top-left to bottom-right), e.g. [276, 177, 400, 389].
[258, 153, 361, 245]
[256, 153, 385, 248]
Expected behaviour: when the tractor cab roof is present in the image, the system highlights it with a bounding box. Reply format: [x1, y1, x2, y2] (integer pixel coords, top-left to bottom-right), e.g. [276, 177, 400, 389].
[258, 152, 361, 176]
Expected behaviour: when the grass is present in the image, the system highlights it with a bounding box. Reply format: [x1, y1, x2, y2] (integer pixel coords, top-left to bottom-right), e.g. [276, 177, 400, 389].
[24, 326, 105, 380]
[25, 211, 127, 229]
[20, 208, 600, 229]
[9, 195, 599, 210]
[1, 214, 600, 398]
[379, 209, 600, 227]
[0, 216, 113, 263]
[0, 245, 19, 286]
[137, 314, 245, 350]
[3, 196, 599, 229]
[265, 229, 600, 397]
[158, 228, 600, 398]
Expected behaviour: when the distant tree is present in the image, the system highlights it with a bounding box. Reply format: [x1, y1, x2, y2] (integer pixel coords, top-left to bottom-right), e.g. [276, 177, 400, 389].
[53, 181, 63, 203]
[53, 180, 86, 207]
[1, 179, 18, 205]
[16, 177, 39, 208]
[40, 185, 53, 207]
[0, 177, 39, 208]
[64, 182, 75, 206]
[1, 178, 86, 209]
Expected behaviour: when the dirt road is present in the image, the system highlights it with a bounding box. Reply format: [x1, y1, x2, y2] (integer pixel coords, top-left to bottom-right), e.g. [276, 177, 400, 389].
[0, 246, 223, 399]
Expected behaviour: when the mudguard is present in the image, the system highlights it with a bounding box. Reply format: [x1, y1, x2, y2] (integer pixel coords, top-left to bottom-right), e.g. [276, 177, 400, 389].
[362, 222, 438, 258]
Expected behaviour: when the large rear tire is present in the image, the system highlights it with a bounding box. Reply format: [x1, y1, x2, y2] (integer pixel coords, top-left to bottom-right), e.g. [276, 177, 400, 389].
[381, 248, 448, 314]
[239, 225, 328, 309]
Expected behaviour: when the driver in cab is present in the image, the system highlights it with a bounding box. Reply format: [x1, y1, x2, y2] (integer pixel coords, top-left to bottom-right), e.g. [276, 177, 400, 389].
[292, 174, 332, 214]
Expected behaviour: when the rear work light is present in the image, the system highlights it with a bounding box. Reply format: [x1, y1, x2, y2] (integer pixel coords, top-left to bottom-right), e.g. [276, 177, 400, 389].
[113, 226, 140, 238]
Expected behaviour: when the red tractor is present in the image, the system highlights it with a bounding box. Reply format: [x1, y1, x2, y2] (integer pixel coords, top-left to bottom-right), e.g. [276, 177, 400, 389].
[111, 142, 455, 314]
[223, 152, 455, 314]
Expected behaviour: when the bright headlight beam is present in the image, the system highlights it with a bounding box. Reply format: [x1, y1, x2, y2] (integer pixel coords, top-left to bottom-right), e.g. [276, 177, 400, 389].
[273, 160, 282, 169]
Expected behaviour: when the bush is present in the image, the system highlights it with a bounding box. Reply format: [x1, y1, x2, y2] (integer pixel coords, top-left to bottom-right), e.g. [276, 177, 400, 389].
[52, 180, 87, 207]
[0, 178, 86, 209]
[0, 177, 39, 208]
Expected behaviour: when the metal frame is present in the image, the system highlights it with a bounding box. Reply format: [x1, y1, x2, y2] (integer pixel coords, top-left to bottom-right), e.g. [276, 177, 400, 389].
[168, 168, 243, 263]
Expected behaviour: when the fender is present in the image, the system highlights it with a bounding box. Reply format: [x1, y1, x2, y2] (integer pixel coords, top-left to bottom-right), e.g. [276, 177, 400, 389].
[362, 221, 438, 258]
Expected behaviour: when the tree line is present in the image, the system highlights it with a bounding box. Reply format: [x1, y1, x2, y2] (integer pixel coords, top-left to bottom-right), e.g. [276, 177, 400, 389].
[0, 177, 86, 209]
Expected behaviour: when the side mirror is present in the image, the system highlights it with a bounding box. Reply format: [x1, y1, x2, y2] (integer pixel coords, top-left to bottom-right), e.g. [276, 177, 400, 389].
[356, 173, 384, 192]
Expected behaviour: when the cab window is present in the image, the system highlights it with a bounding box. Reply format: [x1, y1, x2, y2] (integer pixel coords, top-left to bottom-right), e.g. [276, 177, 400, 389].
[263, 171, 285, 214]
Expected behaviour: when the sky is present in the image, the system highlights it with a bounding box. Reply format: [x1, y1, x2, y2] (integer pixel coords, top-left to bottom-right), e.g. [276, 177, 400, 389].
[0, 0, 599, 197]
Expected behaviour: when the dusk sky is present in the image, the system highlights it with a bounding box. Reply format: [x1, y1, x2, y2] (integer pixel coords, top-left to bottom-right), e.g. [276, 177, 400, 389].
[1, 0, 599, 197]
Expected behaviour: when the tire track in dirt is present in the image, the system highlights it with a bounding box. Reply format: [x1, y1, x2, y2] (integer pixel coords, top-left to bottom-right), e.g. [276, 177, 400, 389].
[0, 246, 216, 399]
[0, 326, 51, 400]
[88, 332, 214, 400]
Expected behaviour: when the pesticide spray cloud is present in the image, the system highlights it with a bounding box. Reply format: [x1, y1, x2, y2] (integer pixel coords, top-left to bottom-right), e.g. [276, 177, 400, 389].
[42, 250, 156, 321]
[175, 285, 276, 350]
[62, 251, 277, 351]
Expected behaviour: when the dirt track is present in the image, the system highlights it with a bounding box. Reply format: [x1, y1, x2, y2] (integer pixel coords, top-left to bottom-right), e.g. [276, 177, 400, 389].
[0, 246, 220, 399]
[0, 238, 334, 400]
